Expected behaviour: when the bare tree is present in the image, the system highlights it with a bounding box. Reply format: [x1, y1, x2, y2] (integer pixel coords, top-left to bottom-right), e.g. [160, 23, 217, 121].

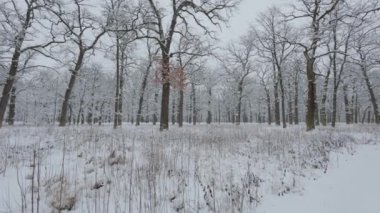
[136, 40, 158, 126]
[0, 0, 63, 128]
[5, 51, 37, 125]
[286, 0, 340, 131]
[329, 4, 355, 127]
[293, 59, 301, 125]
[140, 0, 239, 130]
[221, 33, 255, 125]
[49, 0, 107, 126]
[257, 65, 272, 125]
[253, 7, 296, 128]
[173, 34, 209, 127]
[106, 0, 143, 128]
[350, 25, 380, 124]
[204, 71, 218, 124]
[320, 44, 333, 126]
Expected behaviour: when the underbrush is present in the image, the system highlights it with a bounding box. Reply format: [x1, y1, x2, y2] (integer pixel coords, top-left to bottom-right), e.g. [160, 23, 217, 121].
[0, 124, 378, 212]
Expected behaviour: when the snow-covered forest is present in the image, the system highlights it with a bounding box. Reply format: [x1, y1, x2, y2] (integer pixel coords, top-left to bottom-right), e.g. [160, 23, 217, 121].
[0, 0, 379, 212]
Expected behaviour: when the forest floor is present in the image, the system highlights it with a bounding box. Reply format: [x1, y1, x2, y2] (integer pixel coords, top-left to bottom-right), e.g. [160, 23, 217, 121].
[0, 123, 379, 212]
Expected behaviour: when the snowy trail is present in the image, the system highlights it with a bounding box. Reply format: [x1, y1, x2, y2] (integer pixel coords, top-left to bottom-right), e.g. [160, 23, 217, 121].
[257, 144, 380, 213]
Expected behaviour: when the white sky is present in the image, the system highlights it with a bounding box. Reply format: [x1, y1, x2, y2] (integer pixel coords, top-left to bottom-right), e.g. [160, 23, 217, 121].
[219, 0, 292, 42]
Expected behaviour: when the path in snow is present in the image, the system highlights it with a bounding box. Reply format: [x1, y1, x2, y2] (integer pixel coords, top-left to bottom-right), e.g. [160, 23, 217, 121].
[257, 144, 380, 213]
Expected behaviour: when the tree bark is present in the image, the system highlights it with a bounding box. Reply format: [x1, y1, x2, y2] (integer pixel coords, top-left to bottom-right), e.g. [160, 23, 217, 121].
[0, 3, 33, 128]
[188, 92, 192, 124]
[76, 85, 86, 125]
[153, 93, 158, 125]
[171, 92, 176, 125]
[287, 82, 293, 125]
[159, 55, 171, 130]
[191, 82, 196, 125]
[343, 84, 352, 124]
[68, 104, 73, 125]
[278, 68, 286, 128]
[206, 87, 212, 124]
[264, 88, 272, 125]
[315, 102, 320, 126]
[117, 50, 124, 126]
[7, 87, 17, 126]
[0, 50, 22, 128]
[354, 89, 359, 123]
[274, 82, 281, 126]
[113, 39, 120, 129]
[320, 58, 331, 126]
[367, 110, 371, 124]
[177, 90, 184, 127]
[361, 65, 380, 124]
[294, 70, 299, 125]
[59, 50, 85, 126]
[306, 58, 316, 131]
[136, 53, 153, 126]
[236, 81, 243, 125]
[362, 107, 369, 124]
[265, 89, 272, 125]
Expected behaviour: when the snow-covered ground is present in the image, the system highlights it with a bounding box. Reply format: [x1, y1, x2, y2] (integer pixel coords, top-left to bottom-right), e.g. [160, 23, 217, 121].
[0, 124, 379, 212]
[257, 144, 380, 213]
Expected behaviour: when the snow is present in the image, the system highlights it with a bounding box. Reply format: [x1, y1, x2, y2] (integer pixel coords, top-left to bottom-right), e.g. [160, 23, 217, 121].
[0, 124, 379, 212]
[257, 144, 380, 213]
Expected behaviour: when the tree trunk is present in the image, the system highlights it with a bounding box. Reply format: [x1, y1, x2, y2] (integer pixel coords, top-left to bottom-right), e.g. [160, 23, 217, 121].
[136, 57, 152, 126]
[171, 92, 176, 125]
[274, 83, 280, 126]
[294, 71, 299, 125]
[0, 4, 32, 128]
[59, 50, 85, 127]
[362, 107, 369, 124]
[160, 55, 170, 130]
[236, 81, 243, 125]
[153, 93, 158, 125]
[287, 83, 293, 125]
[265, 89, 272, 125]
[191, 83, 196, 125]
[136, 90, 144, 126]
[7, 87, 17, 126]
[0, 50, 22, 128]
[99, 102, 105, 125]
[249, 102, 253, 123]
[278, 69, 286, 128]
[264, 87, 272, 125]
[177, 90, 184, 127]
[320, 62, 331, 126]
[343, 84, 352, 124]
[206, 88, 212, 124]
[68, 105, 73, 125]
[113, 39, 120, 129]
[117, 51, 124, 126]
[79, 113, 83, 124]
[188, 93, 192, 124]
[331, 86, 338, 127]
[350, 86, 355, 123]
[354, 90, 359, 123]
[315, 102, 320, 126]
[305, 58, 316, 131]
[361, 65, 380, 124]
[77, 100, 84, 125]
[367, 110, 371, 124]
[87, 81, 96, 125]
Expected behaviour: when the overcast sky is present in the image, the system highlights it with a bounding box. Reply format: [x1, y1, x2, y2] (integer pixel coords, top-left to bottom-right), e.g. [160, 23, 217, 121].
[220, 0, 292, 42]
